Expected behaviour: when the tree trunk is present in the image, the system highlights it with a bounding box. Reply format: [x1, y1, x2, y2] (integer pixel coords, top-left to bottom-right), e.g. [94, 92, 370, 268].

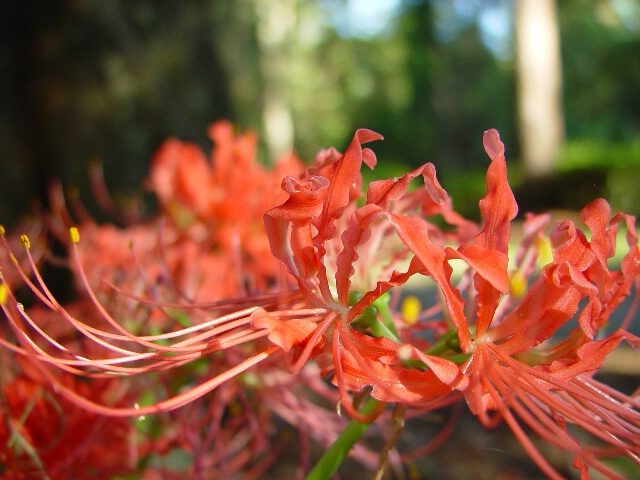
[255, 0, 295, 160]
[516, 0, 565, 178]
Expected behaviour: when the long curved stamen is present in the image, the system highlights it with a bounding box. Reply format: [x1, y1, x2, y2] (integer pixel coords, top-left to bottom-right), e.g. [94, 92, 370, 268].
[68, 235, 204, 353]
[560, 390, 640, 450]
[1, 282, 92, 362]
[580, 376, 640, 411]
[494, 347, 640, 438]
[478, 349, 565, 480]
[484, 347, 636, 478]
[467, 351, 503, 429]
[15, 235, 168, 356]
[3, 248, 151, 357]
[1, 296, 149, 376]
[23, 344, 282, 417]
[2, 235, 288, 378]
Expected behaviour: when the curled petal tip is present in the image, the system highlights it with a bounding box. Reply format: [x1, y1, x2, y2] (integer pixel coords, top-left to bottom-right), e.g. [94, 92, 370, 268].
[483, 128, 505, 161]
[355, 128, 384, 144]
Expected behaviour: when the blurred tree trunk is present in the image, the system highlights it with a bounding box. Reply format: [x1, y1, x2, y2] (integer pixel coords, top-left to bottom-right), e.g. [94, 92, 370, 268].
[516, 0, 565, 178]
[255, 0, 295, 160]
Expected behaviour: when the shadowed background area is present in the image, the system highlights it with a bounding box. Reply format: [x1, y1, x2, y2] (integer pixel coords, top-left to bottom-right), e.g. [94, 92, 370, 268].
[1, 0, 639, 223]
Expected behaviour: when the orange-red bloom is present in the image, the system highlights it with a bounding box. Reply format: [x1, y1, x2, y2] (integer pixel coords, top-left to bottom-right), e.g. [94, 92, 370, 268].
[1, 125, 639, 479]
[148, 120, 304, 294]
[378, 130, 640, 478]
[257, 129, 472, 420]
[260, 128, 640, 476]
[0, 122, 305, 478]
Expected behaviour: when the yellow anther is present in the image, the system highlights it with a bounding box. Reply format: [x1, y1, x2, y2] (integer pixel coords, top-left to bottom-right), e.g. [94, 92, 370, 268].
[0, 284, 7, 305]
[401, 295, 421, 326]
[509, 270, 527, 298]
[69, 227, 80, 244]
[20, 234, 30, 249]
[535, 236, 553, 269]
[0, 225, 5, 236]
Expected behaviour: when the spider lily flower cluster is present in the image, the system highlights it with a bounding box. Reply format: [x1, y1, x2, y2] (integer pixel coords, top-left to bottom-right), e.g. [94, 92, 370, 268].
[0, 121, 303, 478]
[1, 123, 639, 479]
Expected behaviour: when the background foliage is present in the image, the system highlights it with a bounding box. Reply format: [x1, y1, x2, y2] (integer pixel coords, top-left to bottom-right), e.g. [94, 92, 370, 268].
[1, 0, 639, 223]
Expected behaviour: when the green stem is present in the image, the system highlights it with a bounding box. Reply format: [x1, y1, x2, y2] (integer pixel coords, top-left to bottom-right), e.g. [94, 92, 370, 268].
[372, 293, 400, 342]
[424, 328, 461, 357]
[305, 397, 379, 480]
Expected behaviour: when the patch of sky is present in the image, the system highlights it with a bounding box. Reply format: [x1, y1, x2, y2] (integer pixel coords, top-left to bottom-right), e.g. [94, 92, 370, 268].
[477, 1, 514, 61]
[612, 0, 640, 34]
[432, 0, 513, 60]
[322, 0, 514, 60]
[321, 0, 402, 39]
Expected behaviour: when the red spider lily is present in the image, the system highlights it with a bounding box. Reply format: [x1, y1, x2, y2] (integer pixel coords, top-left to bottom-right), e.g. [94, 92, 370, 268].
[0, 121, 293, 404]
[1, 127, 463, 420]
[0, 226, 304, 477]
[148, 119, 304, 293]
[149, 119, 303, 226]
[46, 120, 304, 302]
[2, 125, 639, 479]
[385, 129, 640, 478]
[0, 122, 305, 478]
[256, 128, 474, 421]
[259, 128, 640, 476]
[0, 318, 277, 479]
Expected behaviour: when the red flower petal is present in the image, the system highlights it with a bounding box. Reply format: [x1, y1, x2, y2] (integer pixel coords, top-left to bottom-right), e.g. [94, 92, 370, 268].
[250, 308, 318, 353]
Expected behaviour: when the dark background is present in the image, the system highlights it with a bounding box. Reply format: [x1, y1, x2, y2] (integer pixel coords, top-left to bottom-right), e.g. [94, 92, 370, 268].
[1, 0, 639, 225]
